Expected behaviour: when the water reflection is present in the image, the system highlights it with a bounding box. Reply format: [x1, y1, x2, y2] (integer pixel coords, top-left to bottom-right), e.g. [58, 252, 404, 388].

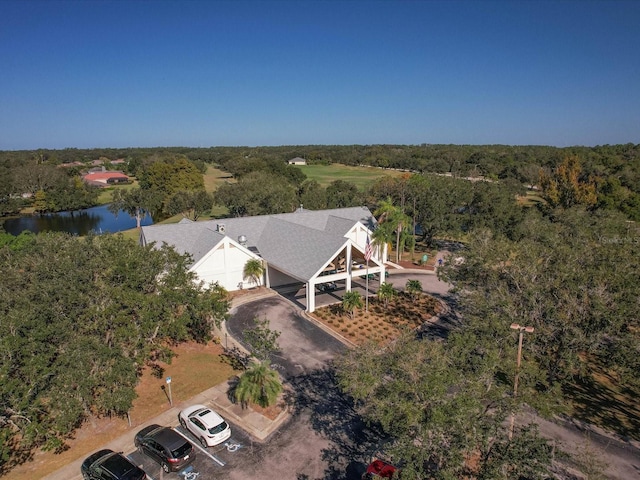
[1, 204, 153, 236]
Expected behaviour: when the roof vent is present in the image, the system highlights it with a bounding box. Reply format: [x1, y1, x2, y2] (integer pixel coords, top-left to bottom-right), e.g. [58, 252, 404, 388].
[238, 235, 247, 246]
[217, 223, 226, 234]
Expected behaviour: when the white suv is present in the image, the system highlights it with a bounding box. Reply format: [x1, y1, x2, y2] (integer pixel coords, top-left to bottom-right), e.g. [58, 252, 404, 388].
[178, 404, 231, 447]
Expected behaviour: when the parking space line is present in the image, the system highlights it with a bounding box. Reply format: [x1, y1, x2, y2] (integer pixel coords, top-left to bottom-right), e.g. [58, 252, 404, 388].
[125, 454, 158, 480]
[173, 427, 225, 466]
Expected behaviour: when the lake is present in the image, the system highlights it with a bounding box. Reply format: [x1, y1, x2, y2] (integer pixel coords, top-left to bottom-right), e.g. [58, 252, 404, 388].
[1, 204, 153, 236]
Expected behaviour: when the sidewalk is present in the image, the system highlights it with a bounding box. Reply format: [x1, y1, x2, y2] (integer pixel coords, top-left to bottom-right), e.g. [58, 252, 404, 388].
[44, 288, 289, 480]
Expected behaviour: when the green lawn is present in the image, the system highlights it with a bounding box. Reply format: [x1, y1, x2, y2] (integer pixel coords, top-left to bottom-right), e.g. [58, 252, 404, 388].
[518, 190, 545, 207]
[204, 165, 235, 192]
[298, 164, 406, 190]
[96, 181, 139, 204]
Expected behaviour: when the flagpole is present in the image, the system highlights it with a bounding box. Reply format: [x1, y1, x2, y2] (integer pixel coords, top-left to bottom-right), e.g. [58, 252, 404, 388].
[364, 234, 372, 312]
[365, 258, 369, 312]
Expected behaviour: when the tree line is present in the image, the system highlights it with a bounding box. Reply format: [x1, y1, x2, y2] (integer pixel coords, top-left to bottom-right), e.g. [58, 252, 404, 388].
[2, 143, 639, 220]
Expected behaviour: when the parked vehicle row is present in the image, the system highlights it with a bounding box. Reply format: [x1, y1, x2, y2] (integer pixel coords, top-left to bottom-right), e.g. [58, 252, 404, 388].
[81, 404, 231, 479]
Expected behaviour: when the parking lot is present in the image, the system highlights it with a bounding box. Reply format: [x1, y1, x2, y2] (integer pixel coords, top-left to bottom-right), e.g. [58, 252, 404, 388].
[127, 418, 254, 480]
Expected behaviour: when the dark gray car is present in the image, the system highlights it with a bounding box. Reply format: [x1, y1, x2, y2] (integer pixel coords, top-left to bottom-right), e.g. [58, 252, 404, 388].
[134, 424, 195, 473]
[81, 449, 147, 480]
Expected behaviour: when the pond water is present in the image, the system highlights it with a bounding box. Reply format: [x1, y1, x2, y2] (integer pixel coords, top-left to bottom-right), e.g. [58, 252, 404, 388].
[1, 204, 153, 236]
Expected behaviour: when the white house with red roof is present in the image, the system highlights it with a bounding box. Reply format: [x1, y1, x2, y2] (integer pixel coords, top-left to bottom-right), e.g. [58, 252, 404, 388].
[83, 171, 130, 187]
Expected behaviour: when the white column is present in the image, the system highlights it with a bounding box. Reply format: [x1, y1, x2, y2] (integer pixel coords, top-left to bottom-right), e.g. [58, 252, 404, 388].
[307, 282, 315, 312]
[345, 243, 352, 291]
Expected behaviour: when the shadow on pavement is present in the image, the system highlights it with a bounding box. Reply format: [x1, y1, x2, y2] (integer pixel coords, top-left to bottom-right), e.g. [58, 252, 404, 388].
[286, 367, 388, 480]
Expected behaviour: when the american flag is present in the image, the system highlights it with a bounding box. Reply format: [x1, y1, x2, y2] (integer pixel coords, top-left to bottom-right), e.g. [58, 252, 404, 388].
[364, 235, 373, 262]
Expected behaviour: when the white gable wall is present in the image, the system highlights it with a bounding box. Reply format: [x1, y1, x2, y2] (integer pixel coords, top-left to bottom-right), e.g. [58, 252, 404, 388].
[346, 222, 386, 263]
[346, 223, 370, 248]
[191, 237, 261, 291]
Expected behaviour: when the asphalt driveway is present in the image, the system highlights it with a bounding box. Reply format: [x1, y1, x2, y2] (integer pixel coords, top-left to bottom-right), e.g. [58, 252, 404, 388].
[228, 296, 347, 378]
[227, 296, 372, 480]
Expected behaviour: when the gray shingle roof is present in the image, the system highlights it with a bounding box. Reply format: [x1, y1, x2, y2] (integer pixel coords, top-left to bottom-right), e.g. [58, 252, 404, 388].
[140, 207, 376, 282]
[141, 220, 224, 264]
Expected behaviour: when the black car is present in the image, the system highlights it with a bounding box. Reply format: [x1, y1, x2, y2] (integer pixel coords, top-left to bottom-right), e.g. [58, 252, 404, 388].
[317, 281, 338, 292]
[134, 424, 195, 473]
[81, 449, 147, 480]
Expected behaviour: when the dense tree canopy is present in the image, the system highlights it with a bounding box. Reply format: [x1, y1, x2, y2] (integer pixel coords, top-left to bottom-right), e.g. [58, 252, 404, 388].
[0, 232, 229, 471]
[440, 207, 640, 394]
[215, 171, 298, 216]
[325, 179, 362, 209]
[539, 155, 597, 209]
[298, 179, 328, 210]
[336, 333, 554, 479]
[138, 157, 204, 196]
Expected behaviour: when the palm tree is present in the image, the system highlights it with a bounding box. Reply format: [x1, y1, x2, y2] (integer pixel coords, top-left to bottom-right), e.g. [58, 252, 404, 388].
[405, 279, 423, 300]
[234, 362, 282, 408]
[377, 282, 396, 310]
[342, 291, 363, 321]
[374, 197, 411, 263]
[243, 258, 264, 289]
[371, 222, 393, 263]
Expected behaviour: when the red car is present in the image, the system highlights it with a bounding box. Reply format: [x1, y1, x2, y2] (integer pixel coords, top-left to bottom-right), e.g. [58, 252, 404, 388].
[362, 459, 400, 479]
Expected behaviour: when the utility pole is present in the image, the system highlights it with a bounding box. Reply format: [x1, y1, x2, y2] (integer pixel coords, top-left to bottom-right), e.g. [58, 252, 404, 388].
[509, 323, 534, 439]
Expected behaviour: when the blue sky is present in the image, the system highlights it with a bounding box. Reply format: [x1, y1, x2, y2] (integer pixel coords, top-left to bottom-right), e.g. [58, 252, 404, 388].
[1, 0, 639, 149]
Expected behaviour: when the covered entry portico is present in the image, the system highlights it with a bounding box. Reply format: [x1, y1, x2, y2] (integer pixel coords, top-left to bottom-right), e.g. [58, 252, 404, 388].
[305, 241, 385, 312]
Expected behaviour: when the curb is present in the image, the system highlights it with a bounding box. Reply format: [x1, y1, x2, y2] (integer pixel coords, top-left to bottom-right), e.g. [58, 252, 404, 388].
[388, 267, 437, 275]
[300, 309, 357, 349]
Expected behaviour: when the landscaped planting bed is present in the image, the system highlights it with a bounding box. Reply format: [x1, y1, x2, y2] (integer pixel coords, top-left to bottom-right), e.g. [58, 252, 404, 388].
[311, 293, 442, 345]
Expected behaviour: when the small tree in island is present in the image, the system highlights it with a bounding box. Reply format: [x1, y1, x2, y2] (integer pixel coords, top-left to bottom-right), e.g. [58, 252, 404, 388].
[405, 279, 423, 300]
[233, 317, 283, 408]
[234, 362, 283, 408]
[377, 282, 397, 310]
[342, 291, 363, 320]
[243, 258, 265, 289]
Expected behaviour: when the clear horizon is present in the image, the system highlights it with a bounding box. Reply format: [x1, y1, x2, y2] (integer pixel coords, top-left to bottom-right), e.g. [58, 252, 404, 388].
[1, 0, 639, 150]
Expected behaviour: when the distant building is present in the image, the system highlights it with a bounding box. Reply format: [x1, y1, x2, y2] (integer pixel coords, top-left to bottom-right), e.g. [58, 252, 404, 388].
[82, 170, 130, 187]
[58, 161, 85, 169]
[287, 157, 307, 165]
